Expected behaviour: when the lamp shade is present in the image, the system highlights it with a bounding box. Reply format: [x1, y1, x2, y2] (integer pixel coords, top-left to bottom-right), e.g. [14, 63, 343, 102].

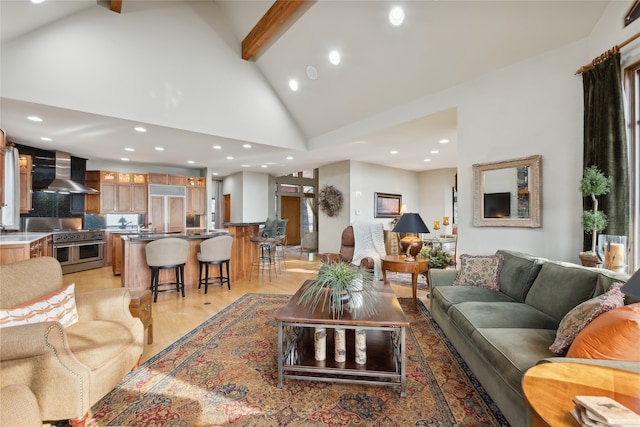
[392, 213, 430, 234]
[621, 268, 640, 299]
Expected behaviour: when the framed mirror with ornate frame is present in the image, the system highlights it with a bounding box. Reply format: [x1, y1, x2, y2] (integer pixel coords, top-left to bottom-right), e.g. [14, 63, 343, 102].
[473, 155, 542, 228]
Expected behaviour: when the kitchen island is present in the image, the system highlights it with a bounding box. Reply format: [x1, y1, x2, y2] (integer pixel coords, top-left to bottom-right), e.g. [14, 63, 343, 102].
[0, 232, 53, 264]
[120, 232, 233, 291]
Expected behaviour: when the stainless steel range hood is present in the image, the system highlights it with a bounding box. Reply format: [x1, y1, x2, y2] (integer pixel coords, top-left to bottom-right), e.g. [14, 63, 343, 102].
[40, 151, 98, 194]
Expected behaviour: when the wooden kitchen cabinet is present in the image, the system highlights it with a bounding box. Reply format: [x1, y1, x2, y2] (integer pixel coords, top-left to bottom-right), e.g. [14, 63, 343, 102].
[186, 186, 205, 215]
[19, 154, 32, 213]
[85, 171, 146, 214]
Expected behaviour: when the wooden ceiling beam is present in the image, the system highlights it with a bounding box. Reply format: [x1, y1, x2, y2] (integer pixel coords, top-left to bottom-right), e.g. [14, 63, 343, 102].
[242, 0, 306, 61]
[110, 0, 122, 13]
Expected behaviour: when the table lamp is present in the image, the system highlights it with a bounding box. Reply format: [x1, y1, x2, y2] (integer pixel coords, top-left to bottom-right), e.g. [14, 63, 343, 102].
[392, 213, 430, 261]
[621, 268, 640, 299]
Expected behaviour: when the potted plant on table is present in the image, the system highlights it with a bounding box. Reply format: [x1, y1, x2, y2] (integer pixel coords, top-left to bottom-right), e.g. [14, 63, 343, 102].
[420, 246, 454, 269]
[579, 166, 611, 267]
[298, 261, 378, 319]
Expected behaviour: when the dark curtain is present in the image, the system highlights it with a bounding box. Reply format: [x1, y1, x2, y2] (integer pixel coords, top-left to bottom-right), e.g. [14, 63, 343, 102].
[582, 52, 630, 251]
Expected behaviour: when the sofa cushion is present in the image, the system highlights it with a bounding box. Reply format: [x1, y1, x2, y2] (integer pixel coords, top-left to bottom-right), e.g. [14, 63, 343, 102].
[65, 319, 140, 370]
[452, 254, 504, 290]
[549, 283, 625, 355]
[0, 283, 78, 329]
[496, 250, 544, 302]
[449, 301, 559, 339]
[524, 261, 599, 322]
[470, 328, 557, 394]
[432, 285, 517, 314]
[566, 303, 640, 361]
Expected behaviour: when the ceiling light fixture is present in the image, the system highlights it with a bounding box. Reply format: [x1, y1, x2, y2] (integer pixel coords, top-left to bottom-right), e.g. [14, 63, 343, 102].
[306, 66, 318, 80]
[289, 79, 299, 91]
[40, 137, 52, 142]
[389, 6, 405, 26]
[261, 165, 268, 168]
[125, 147, 135, 152]
[329, 50, 341, 65]
[187, 160, 195, 164]
[430, 150, 439, 154]
[241, 164, 251, 167]
[213, 172, 219, 176]
[226, 156, 234, 160]
[134, 126, 147, 132]
[390, 150, 399, 154]
[439, 139, 450, 144]
[424, 158, 432, 162]
[213, 145, 222, 150]
[243, 143, 252, 148]
[27, 116, 43, 122]
[154, 147, 164, 151]
[121, 158, 130, 161]
[31, 0, 46, 4]
[286, 156, 294, 160]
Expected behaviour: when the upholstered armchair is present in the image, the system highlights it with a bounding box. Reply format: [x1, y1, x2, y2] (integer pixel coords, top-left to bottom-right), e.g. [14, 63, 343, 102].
[0, 257, 144, 427]
[320, 225, 375, 269]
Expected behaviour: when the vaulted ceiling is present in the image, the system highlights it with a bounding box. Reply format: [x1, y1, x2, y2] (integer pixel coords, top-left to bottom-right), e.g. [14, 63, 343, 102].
[0, 0, 610, 176]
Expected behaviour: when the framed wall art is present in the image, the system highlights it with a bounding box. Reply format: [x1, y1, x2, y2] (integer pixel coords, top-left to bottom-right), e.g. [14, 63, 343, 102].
[374, 192, 402, 218]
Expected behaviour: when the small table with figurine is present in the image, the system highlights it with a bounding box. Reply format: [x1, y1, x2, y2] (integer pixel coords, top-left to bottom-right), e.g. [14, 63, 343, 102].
[522, 362, 640, 427]
[381, 255, 429, 308]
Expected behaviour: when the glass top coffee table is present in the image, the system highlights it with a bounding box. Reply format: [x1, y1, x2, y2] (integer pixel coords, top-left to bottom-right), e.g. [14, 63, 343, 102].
[276, 281, 409, 396]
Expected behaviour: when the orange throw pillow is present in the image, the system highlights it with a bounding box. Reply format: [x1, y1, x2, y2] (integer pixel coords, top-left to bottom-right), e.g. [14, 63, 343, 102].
[566, 303, 640, 361]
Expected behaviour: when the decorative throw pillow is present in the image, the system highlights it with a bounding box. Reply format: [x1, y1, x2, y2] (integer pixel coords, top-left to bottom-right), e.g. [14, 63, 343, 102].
[566, 303, 640, 361]
[549, 282, 625, 355]
[452, 254, 504, 291]
[0, 283, 78, 329]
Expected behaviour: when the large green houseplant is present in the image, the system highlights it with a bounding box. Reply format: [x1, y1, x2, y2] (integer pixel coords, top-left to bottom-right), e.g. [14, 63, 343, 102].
[579, 165, 611, 266]
[298, 261, 378, 318]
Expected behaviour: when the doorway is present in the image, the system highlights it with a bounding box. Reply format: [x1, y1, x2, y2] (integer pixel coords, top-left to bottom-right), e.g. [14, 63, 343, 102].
[223, 194, 230, 224]
[281, 196, 301, 245]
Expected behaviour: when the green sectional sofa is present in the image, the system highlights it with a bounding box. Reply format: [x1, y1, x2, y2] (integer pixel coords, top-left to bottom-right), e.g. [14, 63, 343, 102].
[429, 250, 638, 427]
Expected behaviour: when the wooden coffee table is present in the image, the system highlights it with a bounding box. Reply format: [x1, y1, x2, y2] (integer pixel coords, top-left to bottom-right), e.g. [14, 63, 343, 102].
[522, 362, 640, 426]
[381, 255, 428, 307]
[276, 281, 409, 396]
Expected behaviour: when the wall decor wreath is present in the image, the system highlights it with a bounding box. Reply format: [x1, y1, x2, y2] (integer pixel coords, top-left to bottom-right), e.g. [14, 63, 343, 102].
[318, 185, 344, 217]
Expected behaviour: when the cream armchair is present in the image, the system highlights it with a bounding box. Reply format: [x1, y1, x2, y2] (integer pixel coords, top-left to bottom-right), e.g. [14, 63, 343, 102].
[0, 257, 144, 427]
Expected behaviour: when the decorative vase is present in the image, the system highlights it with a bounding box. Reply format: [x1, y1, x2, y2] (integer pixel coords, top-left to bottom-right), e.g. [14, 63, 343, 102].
[399, 234, 422, 259]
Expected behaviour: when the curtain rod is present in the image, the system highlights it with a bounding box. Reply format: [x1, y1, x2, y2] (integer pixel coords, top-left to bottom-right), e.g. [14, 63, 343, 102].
[575, 31, 640, 75]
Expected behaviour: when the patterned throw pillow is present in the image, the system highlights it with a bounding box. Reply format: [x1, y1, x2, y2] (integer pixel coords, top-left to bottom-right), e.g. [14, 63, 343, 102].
[0, 283, 78, 329]
[549, 282, 625, 355]
[452, 254, 504, 291]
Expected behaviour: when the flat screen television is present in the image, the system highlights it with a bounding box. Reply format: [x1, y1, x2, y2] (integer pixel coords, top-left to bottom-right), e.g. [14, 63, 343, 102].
[484, 192, 511, 218]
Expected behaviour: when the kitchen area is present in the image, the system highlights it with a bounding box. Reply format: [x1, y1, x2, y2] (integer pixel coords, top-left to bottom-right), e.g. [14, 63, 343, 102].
[0, 140, 234, 284]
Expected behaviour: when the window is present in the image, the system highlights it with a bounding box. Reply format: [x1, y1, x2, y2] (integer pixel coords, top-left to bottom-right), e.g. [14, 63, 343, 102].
[625, 59, 640, 271]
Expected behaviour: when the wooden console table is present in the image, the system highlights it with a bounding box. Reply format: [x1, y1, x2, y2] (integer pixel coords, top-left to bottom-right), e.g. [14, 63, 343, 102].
[522, 363, 640, 427]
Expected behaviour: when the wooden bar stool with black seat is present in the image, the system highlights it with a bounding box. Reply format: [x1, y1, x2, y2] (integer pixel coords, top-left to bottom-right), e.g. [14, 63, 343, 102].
[145, 237, 189, 302]
[197, 235, 233, 294]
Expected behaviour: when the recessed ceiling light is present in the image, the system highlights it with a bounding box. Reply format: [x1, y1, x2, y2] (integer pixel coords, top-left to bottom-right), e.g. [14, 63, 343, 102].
[306, 66, 318, 80]
[424, 158, 431, 162]
[243, 143, 252, 148]
[155, 147, 164, 151]
[261, 165, 268, 168]
[439, 139, 449, 144]
[187, 160, 195, 164]
[329, 50, 341, 65]
[134, 126, 147, 133]
[212, 172, 219, 176]
[31, 0, 46, 4]
[226, 156, 234, 160]
[121, 158, 129, 161]
[213, 145, 222, 150]
[286, 156, 294, 160]
[289, 79, 299, 91]
[431, 150, 439, 154]
[389, 6, 405, 26]
[125, 147, 135, 152]
[390, 150, 399, 154]
[40, 137, 52, 142]
[241, 164, 251, 168]
[27, 116, 43, 122]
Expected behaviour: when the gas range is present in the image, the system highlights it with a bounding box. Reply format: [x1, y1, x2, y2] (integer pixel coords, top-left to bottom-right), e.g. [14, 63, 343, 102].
[52, 229, 105, 244]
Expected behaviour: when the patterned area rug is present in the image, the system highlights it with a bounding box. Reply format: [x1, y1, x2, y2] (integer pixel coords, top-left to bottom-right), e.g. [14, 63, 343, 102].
[384, 271, 430, 291]
[89, 294, 508, 426]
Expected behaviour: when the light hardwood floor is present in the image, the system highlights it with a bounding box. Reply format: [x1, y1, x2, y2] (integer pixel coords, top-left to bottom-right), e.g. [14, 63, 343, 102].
[63, 250, 425, 364]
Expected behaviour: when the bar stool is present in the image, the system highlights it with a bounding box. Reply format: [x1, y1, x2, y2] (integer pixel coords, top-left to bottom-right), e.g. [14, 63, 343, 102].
[145, 238, 188, 302]
[249, 236, 278, 281]
[197, 235, 233, 294]
[274, 219, 288, 272]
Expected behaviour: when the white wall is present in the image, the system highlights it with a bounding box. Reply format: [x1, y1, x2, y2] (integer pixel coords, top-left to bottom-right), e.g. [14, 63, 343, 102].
[318, 161, 351, 253]
[242, 172, 270, 223]
[418, 168, 457, 236]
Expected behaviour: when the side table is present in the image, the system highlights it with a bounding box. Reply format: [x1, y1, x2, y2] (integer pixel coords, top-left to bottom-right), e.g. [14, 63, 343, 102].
[129, 289, 153, 344]
[381, 255, 428, 307]
[522, 362, 640, 427]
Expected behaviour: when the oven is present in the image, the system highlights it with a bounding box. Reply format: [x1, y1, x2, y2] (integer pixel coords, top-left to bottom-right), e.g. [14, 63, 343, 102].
[53, 231, 105, 274]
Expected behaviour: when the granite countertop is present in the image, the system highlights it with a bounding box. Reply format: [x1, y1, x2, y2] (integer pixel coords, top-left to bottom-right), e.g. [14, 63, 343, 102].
[223, 222, 265, 227]
[122, 231, 231, 242]
[0, 232, 52, 245]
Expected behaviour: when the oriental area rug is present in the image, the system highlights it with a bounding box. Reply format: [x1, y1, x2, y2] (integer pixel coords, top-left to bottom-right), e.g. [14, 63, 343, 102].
[88, 294, 508, 426]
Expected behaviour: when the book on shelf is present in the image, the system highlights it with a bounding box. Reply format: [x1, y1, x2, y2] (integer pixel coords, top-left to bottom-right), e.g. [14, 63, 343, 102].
[571, 396, 640, 427]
